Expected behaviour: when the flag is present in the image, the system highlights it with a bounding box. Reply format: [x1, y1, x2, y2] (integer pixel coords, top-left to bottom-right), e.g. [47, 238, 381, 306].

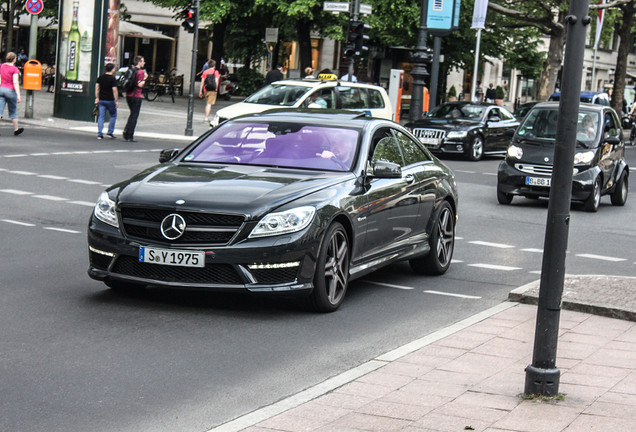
[594, 0, 606, 51]
[472, 0, 489, 29]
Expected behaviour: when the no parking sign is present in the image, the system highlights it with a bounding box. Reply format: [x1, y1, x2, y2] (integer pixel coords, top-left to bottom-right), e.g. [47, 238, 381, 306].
[26, 0, 44, 14]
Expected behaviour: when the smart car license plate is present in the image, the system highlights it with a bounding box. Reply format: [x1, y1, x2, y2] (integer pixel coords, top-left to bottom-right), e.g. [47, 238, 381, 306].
[139, 247, 205, 267]
[419, 138, 441, 145]
[526, 177, 551, 187]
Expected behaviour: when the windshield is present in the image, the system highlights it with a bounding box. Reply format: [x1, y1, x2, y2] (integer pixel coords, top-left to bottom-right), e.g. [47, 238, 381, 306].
[184, 122, 360, 172]
[427, 103, 485, 121]
[244, 84, 312, 106]
[517, 108, 600, 146]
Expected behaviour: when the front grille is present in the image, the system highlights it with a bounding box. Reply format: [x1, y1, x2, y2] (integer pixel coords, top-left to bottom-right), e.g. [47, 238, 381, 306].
[515, 163, 553, 176]
[119, 206, 245, 245]
[251, 267, 299, 285]
[90, 251, 112, 270]
[411, 128, 446, 140]
[111, 255, 242, 284]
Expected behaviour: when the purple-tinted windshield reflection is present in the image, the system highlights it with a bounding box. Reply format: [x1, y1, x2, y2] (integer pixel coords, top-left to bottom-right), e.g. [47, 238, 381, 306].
[185, 123, 360, 171]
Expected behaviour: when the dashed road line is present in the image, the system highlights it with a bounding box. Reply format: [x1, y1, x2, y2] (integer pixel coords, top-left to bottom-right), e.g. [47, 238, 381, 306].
[0, 189, 34, 195]
[521, 248, 543, 253]
[575, 253, 627, 262]
[8, 170, 36, 176]
[468, 263, 522, 271]
[67, 201, 97, 207]
[68, 179, 102, 185]
[44, 227, 81, 234]
[424, 290, 481, 299]
[33, 195, 68, 201]
[1, 219, 35, 226]
[38, 175, 69, 180]
[468, 241, 515, 249]
[361, 280, 414, 290]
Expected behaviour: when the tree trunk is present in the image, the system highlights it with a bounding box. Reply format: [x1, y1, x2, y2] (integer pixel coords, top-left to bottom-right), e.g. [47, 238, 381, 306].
[536, 11, 567, 101]
[611, 2, 636, 114]
[296, 18, 313, 74]
[6, 0, 15, 54]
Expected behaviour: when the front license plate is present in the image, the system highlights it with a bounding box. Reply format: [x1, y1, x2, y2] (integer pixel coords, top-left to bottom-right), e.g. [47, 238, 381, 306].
[419, 138, 441, 145]
[139, 247, 205, 267]
[526, 177, 551, 187]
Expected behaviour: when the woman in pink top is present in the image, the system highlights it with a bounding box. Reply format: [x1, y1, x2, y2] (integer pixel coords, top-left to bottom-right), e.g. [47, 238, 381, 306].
[0, 52, 24, 136]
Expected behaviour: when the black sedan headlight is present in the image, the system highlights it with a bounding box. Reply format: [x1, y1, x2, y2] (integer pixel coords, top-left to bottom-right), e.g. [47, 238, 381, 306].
[248, 206, 316, 238]
[94, 192, 119, 228]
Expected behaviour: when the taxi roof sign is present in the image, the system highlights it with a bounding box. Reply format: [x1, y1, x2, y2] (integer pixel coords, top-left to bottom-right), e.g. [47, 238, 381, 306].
[318, 73, 338, 81]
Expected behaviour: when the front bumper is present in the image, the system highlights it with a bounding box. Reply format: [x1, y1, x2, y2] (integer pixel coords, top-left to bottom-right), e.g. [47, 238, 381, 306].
[497, 160, 599, 201]
[87, 217, 320, 296]
[421, 138, 467, 155]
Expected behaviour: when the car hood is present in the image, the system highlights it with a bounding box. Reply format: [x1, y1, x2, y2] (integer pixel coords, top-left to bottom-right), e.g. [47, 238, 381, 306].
[216, 101, 297, 120]
[114, 163, 350, 219]
[513, 141, 599, 165]
[407, 119, 479, 131]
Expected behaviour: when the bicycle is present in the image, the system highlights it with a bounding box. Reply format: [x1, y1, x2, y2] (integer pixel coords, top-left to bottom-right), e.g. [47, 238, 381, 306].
[143, 68, 177, 103]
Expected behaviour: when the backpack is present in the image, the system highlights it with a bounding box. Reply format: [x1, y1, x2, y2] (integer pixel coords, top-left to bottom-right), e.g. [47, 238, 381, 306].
[118, 66, 138, 92]
[204, 71, 218, 92]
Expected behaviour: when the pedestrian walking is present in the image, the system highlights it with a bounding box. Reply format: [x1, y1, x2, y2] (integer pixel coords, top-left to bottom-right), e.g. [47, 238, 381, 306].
[122, 56, 147, 142]
[485, 83, 496, 103]
[474, 81, 484, 102]
[0, 52, 24, 136]
[95, 63, 119, 139]
[199, 59, 220, 122]
[264, 63, 284, 86]
[304, 67, 314, 79]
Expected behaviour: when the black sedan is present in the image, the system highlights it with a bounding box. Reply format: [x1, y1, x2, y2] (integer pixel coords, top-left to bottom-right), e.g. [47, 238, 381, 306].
[497, 102, 629, 212]
[87, 110, 459, 312]
[406, 102, 520, 161]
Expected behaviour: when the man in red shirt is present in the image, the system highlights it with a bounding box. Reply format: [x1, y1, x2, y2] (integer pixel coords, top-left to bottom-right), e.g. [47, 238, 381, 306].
[199, 59, 220, 122]
[123, 56, 148, 142]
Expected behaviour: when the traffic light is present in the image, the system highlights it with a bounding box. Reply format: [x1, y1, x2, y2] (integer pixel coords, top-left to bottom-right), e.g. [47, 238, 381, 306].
[346, 20, 370, 56]
[181, 8, 196, 33]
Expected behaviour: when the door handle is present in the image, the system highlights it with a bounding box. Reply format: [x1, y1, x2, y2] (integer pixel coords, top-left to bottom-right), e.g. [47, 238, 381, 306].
[405, 173, 415, 183]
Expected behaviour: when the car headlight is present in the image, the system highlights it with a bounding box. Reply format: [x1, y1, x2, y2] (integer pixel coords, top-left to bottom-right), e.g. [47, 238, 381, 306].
[507, 145, 523, 159]
[574, 151, 594, 165]
[94, 191, 119, 228]
[249, 206, 316, 238]
[446, 131, 467, 139]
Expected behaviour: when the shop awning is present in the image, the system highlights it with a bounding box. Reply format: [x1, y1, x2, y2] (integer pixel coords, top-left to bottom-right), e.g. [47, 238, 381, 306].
[626, 70, 636, 79]
[119, 21, 174, 40]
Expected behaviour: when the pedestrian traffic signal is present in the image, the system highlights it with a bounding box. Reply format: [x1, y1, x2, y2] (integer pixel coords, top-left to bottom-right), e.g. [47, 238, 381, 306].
[181, 8, 196, 33]
[346, 20, 370, 56]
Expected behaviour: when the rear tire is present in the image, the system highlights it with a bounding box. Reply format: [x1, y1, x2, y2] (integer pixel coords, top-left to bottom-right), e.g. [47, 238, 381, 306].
[584, 176, 601, 212]
[410, 201, 455, 275]
[497, 188, 513, 204]
[304, 222, 349, 312]
[610, 172, 628, 206]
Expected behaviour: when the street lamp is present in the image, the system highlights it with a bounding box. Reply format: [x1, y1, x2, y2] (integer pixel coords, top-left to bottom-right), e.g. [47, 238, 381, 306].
[408, 0, 430, 122]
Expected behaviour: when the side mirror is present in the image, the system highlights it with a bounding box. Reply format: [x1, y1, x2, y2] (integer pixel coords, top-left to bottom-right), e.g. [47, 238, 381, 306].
[504, 128, 516, 137]
[604, 136, 621, 145]
[159, 148, 180, 163]
[372, 160, 402, 178]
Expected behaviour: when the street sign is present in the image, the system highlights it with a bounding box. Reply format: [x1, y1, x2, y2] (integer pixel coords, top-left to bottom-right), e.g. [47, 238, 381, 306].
[323, 2, 350, 13]
[360, 3, 372, 15]
[26, 0, 43, 14]
[265, 28, 279, 43]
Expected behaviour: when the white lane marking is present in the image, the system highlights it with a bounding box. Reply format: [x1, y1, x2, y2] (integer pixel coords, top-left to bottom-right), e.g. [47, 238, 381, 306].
[38, 175, 69, 180]
[451, 259, 464, 263]
[456, 236, 464, 240]
[361, 280, 414, 290]
[468, 263, 522, 271]
[575, 253, 627, 262]
[468, 241, 515, 249]
[1, 219, 36, 226]
[67, 201, 96, 207]
[0, 168, 7, 171]
[4, 154, 27, 158]
[29, 153, 49, 156]
[68, 179, 102, 185]
[32, 195, 68, 201]
[44, 227, 81, 234]
[454, 170, 476, 174]
[51, 152, 73, 155]
[521, 248, 543, 253]
[72, 151, 91, 154]
[483, 172, 497, 176]
[71, 126, 196, 141]
[424, 290, 482, 299]
[529, 270, 542, 274]
[8, 170, 36, 176]
[0, 189, 34, 195]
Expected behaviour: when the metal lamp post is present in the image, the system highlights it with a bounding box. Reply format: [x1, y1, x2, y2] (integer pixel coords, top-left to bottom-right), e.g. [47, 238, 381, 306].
[408, 0, 430, 122]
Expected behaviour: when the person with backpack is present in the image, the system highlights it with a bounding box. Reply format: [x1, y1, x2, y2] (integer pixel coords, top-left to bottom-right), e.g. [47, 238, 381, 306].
[122, 56, 147, 142]
[95, 63, 119, 139]
[199, 59, 220, 122]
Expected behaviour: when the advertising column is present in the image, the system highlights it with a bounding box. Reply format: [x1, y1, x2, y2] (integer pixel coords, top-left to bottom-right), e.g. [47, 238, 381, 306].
[54, 0, 108, 121]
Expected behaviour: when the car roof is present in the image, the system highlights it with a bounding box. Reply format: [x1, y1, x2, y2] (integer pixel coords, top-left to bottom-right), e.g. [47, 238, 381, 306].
[230, 108, 382, 127]
[529, 101, 609, 112]
[266, 79, 386, 91]
[550, 91, 609, 98]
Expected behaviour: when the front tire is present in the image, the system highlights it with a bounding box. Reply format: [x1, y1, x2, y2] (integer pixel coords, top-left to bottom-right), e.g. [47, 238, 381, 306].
[410, 201, 455, 275]
[305, 222, 350, 312]
[584, 176, 602, 212]
[468, 136, 484, 161]
[497, 188, 513, 204]
[611, 171, 628, 206]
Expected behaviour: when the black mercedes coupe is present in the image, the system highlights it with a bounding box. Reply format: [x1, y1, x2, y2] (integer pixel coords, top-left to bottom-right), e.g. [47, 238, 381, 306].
[87, 110, 458, 312]
[405, 102, 520, 161]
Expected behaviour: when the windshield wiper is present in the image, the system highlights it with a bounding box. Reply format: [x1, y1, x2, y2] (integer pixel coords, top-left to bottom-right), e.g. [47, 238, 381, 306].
[576, 140, 590, 149]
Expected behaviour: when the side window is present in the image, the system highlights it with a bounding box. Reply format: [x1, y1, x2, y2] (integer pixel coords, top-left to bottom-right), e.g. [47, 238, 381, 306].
[501, 109, 515, 121]
[368, 89, 386, 108]
[488, 108, 501, 120]
[304, 89, 335, 109]
[394, 130, 431, 165]
[338, 87, 369, 109]
[604, 112, 618, 137]
[371, 128, 404, 166]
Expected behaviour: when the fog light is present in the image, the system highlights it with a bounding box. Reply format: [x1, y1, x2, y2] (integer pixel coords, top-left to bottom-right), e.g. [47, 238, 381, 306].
[456, 145, 463, 151]
[248, 261, 300, 270]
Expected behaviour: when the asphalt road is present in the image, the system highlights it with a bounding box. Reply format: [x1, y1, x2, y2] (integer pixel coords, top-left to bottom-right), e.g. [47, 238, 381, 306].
[0, 124, 634, 432]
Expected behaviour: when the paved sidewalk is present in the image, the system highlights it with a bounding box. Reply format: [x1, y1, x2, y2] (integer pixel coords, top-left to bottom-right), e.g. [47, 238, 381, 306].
[210, 276, 636, 432]
[11, 89, 239, 141]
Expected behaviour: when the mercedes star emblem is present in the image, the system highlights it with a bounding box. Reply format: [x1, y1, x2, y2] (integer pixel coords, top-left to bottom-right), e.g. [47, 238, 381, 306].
[161, 214, 186, 240]
[544, 157, 550, 162]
